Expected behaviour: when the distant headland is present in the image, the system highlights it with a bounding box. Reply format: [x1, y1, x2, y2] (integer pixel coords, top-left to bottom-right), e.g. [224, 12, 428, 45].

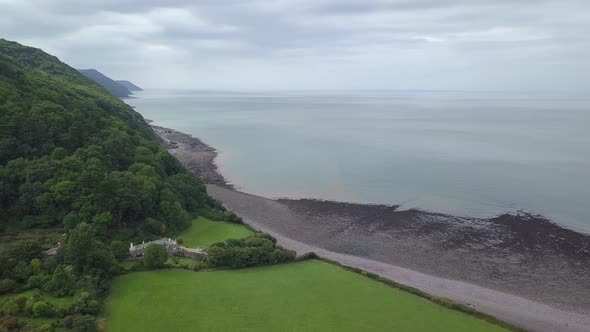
[78, 68, 142, 98]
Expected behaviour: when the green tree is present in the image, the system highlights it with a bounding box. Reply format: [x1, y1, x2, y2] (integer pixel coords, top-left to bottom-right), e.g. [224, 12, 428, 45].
[110, 240, 129, 261]
[167, 173, 206, 210]
[50, 147, 67, 160]
[50, 180, 77, 204]
[0, 279, 17, 294]
[11, 261, 32, 282]
[145, 217, 166, 235]
[3, 301, 19, 316]
[72, 314, 97, 332]
[45, 265, 72, 296]
[63, 223, 95, 273]
[63, 211, 81, 231]
[4, 240, 41, 262]
[143, 244, 168, 269]
[91, 211, 112, 236]
[30, 258, 43, 275]
[32, 301, 54, 317]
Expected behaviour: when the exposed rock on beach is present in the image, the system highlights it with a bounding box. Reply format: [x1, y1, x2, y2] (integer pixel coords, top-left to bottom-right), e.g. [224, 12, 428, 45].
[152, 125, 228, 186]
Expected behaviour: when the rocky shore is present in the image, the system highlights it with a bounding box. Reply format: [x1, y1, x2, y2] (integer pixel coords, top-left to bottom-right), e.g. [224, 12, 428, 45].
[152, 123, 590, 332]
[151, 125, 229, 186]
[277, 199, 590, 313]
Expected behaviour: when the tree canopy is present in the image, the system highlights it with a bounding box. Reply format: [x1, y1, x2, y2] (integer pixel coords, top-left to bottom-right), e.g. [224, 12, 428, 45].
[0, 38, 209, 237]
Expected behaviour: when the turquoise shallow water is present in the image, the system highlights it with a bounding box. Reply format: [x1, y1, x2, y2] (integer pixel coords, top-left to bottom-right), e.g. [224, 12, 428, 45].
[127, 90, 590, 233]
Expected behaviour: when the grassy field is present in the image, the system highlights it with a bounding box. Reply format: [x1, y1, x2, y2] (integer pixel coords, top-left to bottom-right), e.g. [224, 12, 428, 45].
[178, 216, 253, 247]
[106, 260, 506, 332]
[0, 289, 75, 307]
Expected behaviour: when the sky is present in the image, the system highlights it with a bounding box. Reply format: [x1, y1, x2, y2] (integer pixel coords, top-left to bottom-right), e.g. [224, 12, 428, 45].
[1, 0, 589, 91]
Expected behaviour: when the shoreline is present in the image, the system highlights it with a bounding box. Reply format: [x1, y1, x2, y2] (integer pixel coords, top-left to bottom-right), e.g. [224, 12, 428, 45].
[151, 123, 590, 332]
[151, 124, 231, 187]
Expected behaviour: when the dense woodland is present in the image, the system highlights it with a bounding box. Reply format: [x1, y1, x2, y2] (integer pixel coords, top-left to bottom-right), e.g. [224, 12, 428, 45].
[0, 39, 215, 331]
[0, 38, 211, 237]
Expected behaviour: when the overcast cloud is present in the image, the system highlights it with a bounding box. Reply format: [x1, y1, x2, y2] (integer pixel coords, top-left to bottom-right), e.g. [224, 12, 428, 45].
[1, 0, 589, 91]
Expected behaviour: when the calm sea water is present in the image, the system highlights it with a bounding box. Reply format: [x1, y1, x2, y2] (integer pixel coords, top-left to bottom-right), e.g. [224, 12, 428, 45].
[127, 90, 590, 233]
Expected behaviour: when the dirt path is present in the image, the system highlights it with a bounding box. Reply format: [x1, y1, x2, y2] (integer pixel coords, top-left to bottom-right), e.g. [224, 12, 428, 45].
[207, 184, 590, 332]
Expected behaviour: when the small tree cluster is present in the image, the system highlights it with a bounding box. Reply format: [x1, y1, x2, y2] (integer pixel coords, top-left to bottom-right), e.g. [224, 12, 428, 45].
[207, 233, 296, 269]
[198, 207, 243, 224]
[64, 314, 97, 332]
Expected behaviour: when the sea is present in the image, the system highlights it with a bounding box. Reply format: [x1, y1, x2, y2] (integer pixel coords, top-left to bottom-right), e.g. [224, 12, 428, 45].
[126, 90, 590, 233]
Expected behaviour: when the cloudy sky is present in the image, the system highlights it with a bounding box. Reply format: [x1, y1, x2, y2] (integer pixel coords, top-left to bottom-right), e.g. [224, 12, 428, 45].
[1, 0, 589, 91]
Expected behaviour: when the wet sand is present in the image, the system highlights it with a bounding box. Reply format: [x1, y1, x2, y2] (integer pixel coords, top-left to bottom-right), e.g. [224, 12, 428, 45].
[152, 123, 590, 332]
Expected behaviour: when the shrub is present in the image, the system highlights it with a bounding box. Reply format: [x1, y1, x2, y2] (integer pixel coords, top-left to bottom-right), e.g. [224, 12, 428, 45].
[198, 208, 243, 224]
[191, 260, 208, 271]
[252, 232, 277, 244]
[143, 244, 168, 269]
[296, 252, 318, 261]
[206, 246, 228, 268]
[84, 300, 101, 315]
[72, 314, 97, 332]
[11, 261, 33, 282]
[126, 261, 144, 272]
[3, 302, 19, 316]
[243, 237, 274, 250]
[32, 302, 55, 318]
[30, 259, 43, 275]
[0, 279, 17, 295]
[13, 297, 27, 312]
[63, 303, 79, 316]
[270, 249, 297, 264]
[24, 299, 35, 315]
[27, 274, 50, 289]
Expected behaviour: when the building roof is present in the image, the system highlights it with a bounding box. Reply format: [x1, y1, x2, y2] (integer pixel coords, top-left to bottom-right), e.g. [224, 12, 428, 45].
[130, 238, 178, 252]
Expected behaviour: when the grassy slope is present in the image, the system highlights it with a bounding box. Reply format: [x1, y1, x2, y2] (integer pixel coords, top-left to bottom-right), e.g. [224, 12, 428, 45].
[178, 217, 253, 247]
[106, 260, 506, 332]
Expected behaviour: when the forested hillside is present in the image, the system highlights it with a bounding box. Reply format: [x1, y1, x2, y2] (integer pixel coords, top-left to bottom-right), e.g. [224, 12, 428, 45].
[0, 37, 216, 328]
[0, 39, 268, 331]
[0, 38, 209, 236]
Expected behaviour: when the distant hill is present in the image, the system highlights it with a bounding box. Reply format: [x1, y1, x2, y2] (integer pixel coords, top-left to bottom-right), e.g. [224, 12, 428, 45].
[79, 68, 131, 98]
[116, 80, 143, 91]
